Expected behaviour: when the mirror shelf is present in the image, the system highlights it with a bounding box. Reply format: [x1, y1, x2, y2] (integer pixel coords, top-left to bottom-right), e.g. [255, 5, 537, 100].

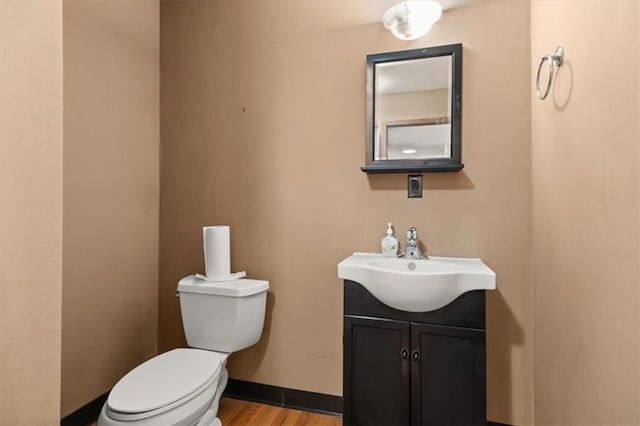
[363, 44, 463, 174]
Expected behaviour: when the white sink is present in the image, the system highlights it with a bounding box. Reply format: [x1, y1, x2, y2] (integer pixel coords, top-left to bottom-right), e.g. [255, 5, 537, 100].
[338, 253, 496, 312]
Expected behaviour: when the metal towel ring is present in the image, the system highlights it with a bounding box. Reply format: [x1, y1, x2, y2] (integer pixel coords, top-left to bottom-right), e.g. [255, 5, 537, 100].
[536, 46, 564, 100]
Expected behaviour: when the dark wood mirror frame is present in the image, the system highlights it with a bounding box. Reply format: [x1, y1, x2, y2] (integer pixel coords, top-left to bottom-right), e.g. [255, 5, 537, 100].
[362, 44, 463, 174]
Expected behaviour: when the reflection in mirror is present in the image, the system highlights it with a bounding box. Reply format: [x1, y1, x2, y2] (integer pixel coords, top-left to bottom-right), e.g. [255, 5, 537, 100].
[363, 44, 463, 173]
[375, 56, 451, 160]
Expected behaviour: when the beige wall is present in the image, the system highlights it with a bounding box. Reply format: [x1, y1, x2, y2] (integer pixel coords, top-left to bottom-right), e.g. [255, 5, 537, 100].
[160, 1, 532, 424]
[531, 1, 640, 424]
[61, 0, 160, 416]
[0, 1, 64, 424]
[379, 88, 449, 122]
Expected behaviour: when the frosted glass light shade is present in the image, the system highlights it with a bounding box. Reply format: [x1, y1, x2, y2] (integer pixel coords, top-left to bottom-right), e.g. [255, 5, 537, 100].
[383, 1, 442, 41]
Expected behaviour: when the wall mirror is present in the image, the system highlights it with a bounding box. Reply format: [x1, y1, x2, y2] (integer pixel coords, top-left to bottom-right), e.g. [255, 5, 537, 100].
[362, 44, 463, 173]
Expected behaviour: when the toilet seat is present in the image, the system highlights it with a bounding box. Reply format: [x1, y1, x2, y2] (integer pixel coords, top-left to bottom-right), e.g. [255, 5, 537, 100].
[105, 348, 224, 421]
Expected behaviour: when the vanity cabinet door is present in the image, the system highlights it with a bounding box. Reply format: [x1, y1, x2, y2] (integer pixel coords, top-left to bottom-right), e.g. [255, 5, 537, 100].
[344, 315, 411, 426]
[410, 323, 486, 426]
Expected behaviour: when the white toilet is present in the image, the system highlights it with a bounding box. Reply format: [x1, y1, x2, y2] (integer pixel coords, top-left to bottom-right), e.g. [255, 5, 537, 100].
[98, 275, 269, 426]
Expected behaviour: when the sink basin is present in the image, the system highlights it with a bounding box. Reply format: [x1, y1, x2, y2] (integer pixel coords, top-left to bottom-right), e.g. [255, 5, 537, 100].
[338, 253, 496, 312]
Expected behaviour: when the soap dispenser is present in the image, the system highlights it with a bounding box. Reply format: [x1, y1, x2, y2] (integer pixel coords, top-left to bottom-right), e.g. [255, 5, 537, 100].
[381, 222, 399, 257]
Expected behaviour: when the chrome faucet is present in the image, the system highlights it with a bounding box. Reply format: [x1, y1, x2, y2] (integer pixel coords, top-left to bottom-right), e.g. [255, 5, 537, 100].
[402, 227, 427, 259]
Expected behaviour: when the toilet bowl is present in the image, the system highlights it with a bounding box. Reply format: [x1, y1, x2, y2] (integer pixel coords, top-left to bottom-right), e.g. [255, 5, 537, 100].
[98, 276, 269, 426]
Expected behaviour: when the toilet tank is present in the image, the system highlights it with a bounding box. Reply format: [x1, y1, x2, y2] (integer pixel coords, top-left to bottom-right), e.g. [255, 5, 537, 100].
[177, 276, 269, 353]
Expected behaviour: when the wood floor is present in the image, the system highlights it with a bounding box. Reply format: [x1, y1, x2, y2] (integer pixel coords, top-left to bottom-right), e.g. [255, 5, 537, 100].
[218, 397, 342, 425]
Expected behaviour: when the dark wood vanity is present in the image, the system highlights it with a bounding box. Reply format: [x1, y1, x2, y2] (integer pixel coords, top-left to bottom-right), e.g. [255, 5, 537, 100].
[343, 280, 487, 426]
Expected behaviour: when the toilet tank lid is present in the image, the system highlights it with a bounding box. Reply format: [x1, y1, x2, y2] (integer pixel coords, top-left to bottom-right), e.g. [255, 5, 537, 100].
[178, 275, 269, 297]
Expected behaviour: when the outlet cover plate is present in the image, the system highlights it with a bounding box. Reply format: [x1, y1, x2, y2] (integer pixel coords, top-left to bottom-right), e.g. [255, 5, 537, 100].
[408, 175, 423, 198]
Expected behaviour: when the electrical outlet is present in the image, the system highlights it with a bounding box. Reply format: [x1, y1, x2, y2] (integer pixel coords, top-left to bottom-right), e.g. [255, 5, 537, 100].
[408, 175, 422, 198]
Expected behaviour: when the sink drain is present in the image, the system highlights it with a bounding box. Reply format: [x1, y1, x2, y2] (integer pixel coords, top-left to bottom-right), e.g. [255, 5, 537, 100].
[407, 262, 416, 271]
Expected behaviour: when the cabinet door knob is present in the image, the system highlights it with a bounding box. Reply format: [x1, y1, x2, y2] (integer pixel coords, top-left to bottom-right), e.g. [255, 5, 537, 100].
[401, 347, 409, 359]
[412, 350, 421, 361]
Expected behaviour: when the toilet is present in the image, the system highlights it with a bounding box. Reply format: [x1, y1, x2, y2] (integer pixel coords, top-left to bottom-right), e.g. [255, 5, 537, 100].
[98, 275, 269, 426]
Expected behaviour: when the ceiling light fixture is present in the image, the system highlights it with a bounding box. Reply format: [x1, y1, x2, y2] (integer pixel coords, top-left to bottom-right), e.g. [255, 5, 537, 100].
[383, 1, 442, 41]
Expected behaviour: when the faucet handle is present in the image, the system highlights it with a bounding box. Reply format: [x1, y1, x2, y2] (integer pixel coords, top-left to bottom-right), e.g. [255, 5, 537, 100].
[407, 227, 418, 241]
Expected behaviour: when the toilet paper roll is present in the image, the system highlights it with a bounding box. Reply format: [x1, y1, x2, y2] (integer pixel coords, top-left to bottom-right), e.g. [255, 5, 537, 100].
[203, 226, 231, 280]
